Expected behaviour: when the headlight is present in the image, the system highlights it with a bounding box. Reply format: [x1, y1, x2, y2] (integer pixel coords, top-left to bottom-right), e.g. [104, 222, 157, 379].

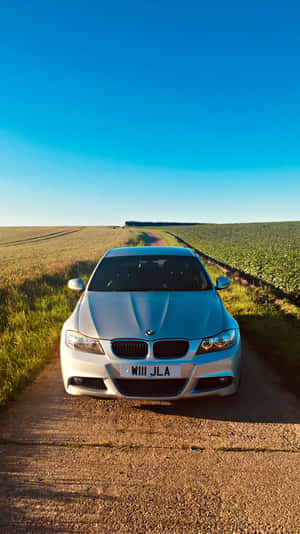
[66, 331, 105, 354]
[196, 329, 237, 354]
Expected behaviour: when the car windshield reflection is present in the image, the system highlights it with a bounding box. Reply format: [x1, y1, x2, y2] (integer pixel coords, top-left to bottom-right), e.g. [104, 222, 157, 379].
[88, 255, 212, 292]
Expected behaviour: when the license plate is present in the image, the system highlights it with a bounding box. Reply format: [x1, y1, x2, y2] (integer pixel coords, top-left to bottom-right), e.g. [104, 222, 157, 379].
[120, 364, 181, 379]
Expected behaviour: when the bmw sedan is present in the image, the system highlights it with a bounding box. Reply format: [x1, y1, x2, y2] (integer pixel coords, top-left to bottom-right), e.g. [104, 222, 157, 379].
[60, 246, 241, 399]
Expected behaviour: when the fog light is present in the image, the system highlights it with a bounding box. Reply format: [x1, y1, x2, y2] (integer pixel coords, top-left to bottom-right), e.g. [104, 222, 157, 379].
[194, 376, 233, 392]
[219, 377, 231, 386]
[69, 377, 107, 390]
[73, 377, 84, 385]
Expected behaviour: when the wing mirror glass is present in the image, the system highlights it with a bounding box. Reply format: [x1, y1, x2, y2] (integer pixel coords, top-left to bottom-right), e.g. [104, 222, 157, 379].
[215, 276, 230, 290]
[68, 278, 85, 291]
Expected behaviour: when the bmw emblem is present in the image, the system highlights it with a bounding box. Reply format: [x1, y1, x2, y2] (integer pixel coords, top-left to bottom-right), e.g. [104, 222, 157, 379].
[145, 329, 155, 336]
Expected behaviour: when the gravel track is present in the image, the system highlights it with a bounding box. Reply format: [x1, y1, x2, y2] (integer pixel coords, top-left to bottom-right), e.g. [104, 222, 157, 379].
[0, 232, 299, 533]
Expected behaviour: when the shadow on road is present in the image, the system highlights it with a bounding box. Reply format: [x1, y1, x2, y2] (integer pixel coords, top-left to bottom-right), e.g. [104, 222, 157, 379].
[134, 388, 300, 424]
[142, 231, 165, 246]
[133, 340, 300, 425]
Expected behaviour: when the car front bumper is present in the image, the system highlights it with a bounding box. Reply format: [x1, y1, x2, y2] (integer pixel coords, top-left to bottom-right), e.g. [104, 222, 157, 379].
[60, 331, 242, 400]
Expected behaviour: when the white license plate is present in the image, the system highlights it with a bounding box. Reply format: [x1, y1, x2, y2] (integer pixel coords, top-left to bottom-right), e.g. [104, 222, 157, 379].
[120, 364, 181, 379]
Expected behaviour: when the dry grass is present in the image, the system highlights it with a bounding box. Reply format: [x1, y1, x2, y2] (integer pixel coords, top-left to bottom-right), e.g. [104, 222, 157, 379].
[0, 226, 139, 287]
[0, 226, 144, 407]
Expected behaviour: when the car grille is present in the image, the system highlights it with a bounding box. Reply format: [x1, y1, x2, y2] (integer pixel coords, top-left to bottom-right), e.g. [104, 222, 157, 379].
[112, 340, 148, 358]
[153, 340, 189, 358]
[114, 379, 187, 397]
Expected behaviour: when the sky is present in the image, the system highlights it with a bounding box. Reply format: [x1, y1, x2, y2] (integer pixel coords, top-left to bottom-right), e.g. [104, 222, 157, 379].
[0, 0, 300, 225]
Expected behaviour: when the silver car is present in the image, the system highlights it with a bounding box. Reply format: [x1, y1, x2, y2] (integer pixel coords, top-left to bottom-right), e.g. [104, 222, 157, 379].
[60, 246, 241, 399]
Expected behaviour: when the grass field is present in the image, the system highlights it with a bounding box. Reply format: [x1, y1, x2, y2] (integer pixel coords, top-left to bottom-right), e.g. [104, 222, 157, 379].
[0, 226, 143, 406]
[150, 229, 300, 395]
[1, 223, 299, 406]
[0, 226, 140, 287]
[141, 222, 300, 303]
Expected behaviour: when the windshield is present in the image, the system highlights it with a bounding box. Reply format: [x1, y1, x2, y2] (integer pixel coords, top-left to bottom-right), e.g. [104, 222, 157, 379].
[88, 255, 212, 292]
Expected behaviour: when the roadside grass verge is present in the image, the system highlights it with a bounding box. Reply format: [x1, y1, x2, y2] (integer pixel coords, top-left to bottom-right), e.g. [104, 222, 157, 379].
[146, 222, 300, 304]
[0, 228, 145, 407]
[150, 229, 300, 396]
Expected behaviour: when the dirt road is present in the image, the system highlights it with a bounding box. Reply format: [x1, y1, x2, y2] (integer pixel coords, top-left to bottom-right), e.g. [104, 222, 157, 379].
[142, 230, 168, 247]
[0, 232, 299, 533]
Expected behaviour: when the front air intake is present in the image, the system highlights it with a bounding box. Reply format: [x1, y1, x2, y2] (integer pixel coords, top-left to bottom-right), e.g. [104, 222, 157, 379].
[114, 379, 187, 397]
[194, 376, 233, 392]
[69, 377, 107, 390]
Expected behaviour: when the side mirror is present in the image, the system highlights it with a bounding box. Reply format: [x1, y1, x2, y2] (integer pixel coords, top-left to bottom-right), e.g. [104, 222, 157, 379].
[215, 276, 230, 290]
[68, 278, 85, 291]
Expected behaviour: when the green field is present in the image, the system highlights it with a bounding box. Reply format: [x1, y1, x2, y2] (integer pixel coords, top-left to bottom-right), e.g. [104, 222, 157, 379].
[151, 222, 300, 303]
[150, 228, 300, 395]
[0, 226, 143, 406]
[1, 223, 299, 406]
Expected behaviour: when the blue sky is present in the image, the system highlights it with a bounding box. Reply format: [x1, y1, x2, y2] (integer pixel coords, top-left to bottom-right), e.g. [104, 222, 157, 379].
[0, 1, 299, 225]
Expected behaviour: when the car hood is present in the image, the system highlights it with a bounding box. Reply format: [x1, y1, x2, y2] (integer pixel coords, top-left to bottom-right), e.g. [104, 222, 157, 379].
[78, 290, 230, 340]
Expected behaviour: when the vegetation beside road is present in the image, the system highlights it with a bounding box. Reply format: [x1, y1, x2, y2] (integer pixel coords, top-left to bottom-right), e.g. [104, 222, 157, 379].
[1, 223, 299, 406]
[0, 226, 144, 407]
[150, 228, 300, 396]
[0, 226, 137, 287]
[145, 222, 300, 304]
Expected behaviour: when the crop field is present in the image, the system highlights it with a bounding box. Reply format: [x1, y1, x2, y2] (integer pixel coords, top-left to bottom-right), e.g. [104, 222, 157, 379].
[0, 226, 142, 406]
[0, 225, 140, 287]
[1, 223, 299, 406]
[154, 221, 300, 303]
[149, 228, 300, 394]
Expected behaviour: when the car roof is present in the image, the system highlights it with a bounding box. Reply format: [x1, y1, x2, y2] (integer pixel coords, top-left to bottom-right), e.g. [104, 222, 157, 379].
[105, 246, 196, 257]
